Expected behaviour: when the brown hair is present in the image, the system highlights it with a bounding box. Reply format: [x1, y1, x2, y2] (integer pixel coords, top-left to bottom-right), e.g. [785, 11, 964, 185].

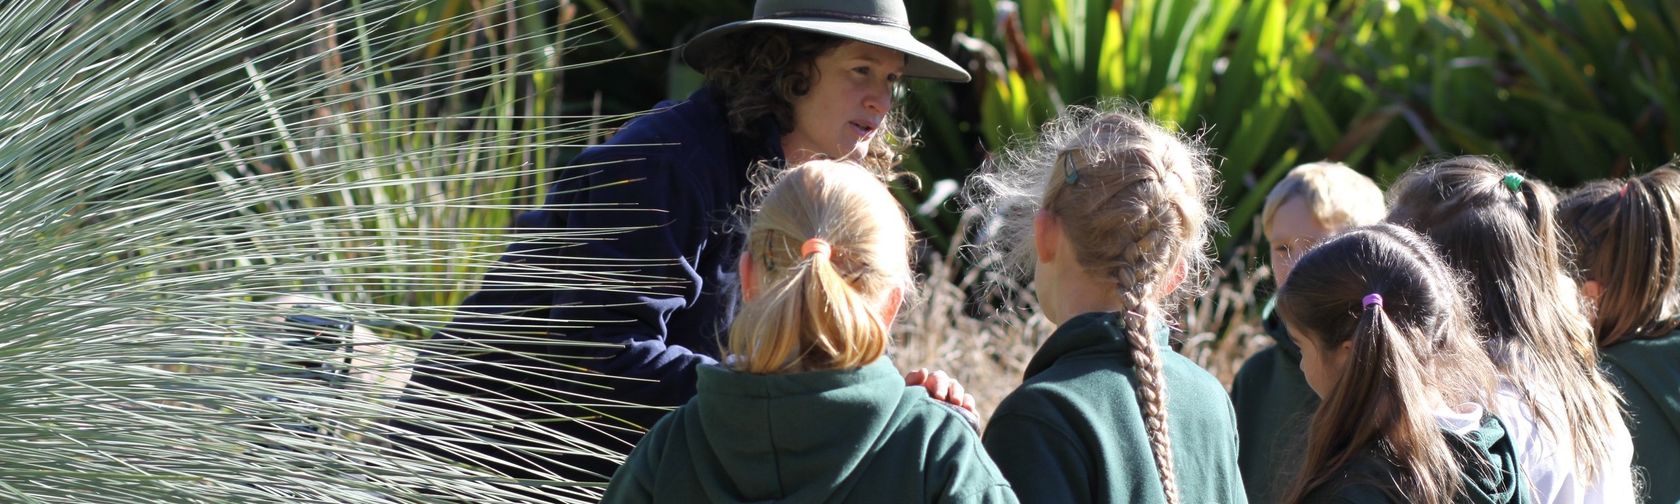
[1386, 155, 1623, 481]
[727, 160, 914, 374]
[699, 28, 911, 175]
[1277, 224, 1500, 504]
[1558, 164, 1680, 347]
[973, 105, 1219, 504]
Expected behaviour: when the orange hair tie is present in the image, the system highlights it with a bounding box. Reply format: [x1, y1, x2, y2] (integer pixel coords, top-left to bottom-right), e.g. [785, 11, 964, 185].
[801, 238, 832, 260]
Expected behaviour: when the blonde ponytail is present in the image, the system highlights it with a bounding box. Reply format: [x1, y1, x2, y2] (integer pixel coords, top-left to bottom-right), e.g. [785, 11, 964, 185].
[727, 161, 913, 374]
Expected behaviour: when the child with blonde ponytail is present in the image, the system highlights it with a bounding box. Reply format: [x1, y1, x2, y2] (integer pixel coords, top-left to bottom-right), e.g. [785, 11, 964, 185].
[971, 106, 1243, 503]
[603, 160, 1015, 503]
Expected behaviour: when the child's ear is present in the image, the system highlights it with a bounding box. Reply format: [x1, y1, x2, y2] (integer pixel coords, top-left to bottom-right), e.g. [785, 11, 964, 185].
[1160, 258, 1188, 297]
[1034, 210, 1059, 263]
[739, 253, 758, 302]
[880, 287, 903, 326]
[1582, 279, 1603, 305]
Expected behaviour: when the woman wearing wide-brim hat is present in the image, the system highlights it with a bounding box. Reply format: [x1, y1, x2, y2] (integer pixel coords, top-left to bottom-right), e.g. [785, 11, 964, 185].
[396, 0, 974, 486]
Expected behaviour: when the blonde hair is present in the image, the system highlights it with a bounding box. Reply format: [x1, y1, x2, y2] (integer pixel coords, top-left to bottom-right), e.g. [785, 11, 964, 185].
[1261, 161, 1386, 234]
[972, 105, 1219, 504]
[727, 160, 915, 374]
[1387, 155, 1624, 481]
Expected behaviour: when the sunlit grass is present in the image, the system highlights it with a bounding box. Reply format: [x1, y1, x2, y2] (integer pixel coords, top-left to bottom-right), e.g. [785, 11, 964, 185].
[0, 1, 658, 501]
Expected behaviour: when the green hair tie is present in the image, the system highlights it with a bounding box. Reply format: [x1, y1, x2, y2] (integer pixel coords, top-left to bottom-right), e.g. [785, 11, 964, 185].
[1501, 172, 1525, 192]
[1060, 151, 1080, 185]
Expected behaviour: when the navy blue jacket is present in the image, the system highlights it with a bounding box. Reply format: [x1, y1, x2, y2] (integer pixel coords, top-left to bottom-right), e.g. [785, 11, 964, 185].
[399, 87, 782, 482]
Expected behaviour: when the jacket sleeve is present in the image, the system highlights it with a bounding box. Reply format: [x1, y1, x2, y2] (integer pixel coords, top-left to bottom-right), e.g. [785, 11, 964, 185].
[449, 146, 721, 409]
[982, 412, 1090, 503]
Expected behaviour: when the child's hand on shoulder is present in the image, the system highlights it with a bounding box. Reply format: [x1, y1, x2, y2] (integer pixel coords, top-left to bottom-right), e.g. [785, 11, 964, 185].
[905, 368, 978, 414]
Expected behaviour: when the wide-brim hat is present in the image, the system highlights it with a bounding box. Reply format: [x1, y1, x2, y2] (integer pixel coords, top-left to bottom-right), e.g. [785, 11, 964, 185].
[681, 0, 971, 83]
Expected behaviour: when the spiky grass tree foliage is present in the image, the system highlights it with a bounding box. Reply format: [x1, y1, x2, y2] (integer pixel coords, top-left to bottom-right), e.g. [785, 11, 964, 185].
[0, 1, 647, 501]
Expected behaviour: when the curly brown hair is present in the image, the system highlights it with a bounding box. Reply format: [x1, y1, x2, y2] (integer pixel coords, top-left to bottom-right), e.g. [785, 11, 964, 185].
[698, 28, 912, 175]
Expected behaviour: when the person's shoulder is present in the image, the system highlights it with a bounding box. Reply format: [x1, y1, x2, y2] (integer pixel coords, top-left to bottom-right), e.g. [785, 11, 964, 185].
[1299, 456, 1402, 503]
[988, 363, 1142, 450]
[989, 377, 1085, 430]
[1232, 345, 1282, 388]
[894, 387, 983, 432]
[1162, 350, 1229, 396]
[1158, 351, 1240, 433]
[891, 388, 1012, 478]
[983, 389, 1088, 467]
[642, 398, 699, 444]
[1600, 331, 1680, 390]
[996, 360, 1121, 417]
[613, 96, 721, 141]
[1300, 483, 1392, 504]
[1603, 330, 1680, 362]
[618, 398, 702, 478]
[571, 93, 732, 165]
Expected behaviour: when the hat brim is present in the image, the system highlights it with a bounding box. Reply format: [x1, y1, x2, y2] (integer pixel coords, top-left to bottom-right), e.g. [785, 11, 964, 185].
[681, 18, 970, 83]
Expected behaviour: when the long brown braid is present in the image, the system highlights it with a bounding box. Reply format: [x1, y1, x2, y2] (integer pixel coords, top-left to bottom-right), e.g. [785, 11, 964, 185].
[983, 106, 1218, 504]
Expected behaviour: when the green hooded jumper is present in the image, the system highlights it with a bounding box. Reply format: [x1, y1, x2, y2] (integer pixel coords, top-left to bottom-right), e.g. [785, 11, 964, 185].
[603, 357, 1018, 504]
[982, 312, 1246, 503]
[1230, 302, 1321, 503]
[1300, 414, 1529, 504]
[1600, 330, 1680, 504]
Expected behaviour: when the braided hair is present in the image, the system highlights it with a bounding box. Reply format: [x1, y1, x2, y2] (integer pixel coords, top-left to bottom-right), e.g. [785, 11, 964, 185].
[972, 105, 1219, 503]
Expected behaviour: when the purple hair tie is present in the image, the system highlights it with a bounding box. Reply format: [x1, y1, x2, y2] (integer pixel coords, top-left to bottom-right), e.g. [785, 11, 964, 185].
[1362, 293, 1384, 309]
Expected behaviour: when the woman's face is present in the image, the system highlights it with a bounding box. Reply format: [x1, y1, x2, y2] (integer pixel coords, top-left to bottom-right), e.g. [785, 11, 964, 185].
[782, 41, 905, 164]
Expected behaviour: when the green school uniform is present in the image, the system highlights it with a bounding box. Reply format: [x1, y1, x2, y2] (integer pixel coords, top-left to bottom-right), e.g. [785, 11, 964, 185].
[1600, 330, 1680, 504]
[1301, 415, 1528, 504]
[603, 357, 1018, 504]
[982, 312, 1246, 504]
[1230, 301, 1321, 503]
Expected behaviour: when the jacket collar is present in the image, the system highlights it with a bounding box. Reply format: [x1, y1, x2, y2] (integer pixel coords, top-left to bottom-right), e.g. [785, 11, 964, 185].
[691, 357, 907, 501]
[690, 86, 786, 171]
[1266, 317, 1301, 362]
[1258, 295, 1302, 361]
[1024, 311, 1173, 380]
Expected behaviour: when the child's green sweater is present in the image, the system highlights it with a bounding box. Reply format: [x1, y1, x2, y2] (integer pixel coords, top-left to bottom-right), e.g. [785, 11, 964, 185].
[603, 357, 1017, 503]
[1300, 415, 1528, 504]
[983, 312, 1246, 503]
[1600, 330, 1680, 504]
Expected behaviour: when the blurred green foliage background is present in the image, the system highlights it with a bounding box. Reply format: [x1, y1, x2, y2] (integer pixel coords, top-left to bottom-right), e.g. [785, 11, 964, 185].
[542, 0, 1679, 254]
